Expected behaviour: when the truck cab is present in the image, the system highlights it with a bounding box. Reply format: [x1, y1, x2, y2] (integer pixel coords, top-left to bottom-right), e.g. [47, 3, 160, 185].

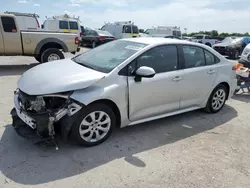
[0, 14, 22, 55]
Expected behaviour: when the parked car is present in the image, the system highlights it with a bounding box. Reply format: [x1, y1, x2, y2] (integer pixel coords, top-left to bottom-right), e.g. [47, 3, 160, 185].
[0, 13, 80, 63]
[239, 43, 250, 68]
[81, 29, 116, 48]
[11, 38, 237, 147]
[4, 11, 40, 31]
[101, 21, 139, 39]
[41, 14, 82, 40]
[191, 34, 220, 47]
[212, 37, 244, 59]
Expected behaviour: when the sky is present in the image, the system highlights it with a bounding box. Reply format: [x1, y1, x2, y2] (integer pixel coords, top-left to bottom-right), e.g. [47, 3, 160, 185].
[1, 0, 250, 33]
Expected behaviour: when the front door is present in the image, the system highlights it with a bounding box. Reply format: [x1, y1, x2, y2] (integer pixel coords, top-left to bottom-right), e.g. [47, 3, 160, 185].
[179, 45, 219, 109]
[0, 16, 22, 55]
[128, 45, 183, 121]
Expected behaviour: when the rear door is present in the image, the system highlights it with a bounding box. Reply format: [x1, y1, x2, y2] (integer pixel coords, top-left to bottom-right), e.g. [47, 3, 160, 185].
[132, 25, 139, 38]
[121, 25, 132, 38]
[0, 16, 22, 54]
[179, 45, 219, 109]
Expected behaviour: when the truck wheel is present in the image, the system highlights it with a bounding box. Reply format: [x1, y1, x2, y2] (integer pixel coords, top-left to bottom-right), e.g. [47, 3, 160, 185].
[34, 55, 41, 63]
[41, 48, 64, 63]
[92, 41, 96, 48]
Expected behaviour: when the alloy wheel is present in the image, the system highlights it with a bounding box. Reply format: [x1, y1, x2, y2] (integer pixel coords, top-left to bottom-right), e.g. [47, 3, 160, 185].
[212, 89, 226, 111]
[79, 111, 111, 143]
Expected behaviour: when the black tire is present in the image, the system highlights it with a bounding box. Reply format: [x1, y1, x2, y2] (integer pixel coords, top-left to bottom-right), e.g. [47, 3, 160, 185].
[71, 103, 116, 147]
[34, 55, 41, 63]
[41, 48, 64, 63]
[233, 50, 240, 60]
[92, 41, 96, 48]
[204, 84, 228, 113]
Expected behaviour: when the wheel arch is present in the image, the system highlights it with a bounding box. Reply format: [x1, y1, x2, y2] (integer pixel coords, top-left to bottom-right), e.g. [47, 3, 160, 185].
[219, 82, 230, 99]
[88, 99, 121, 128]
[34, 38, 68, 55]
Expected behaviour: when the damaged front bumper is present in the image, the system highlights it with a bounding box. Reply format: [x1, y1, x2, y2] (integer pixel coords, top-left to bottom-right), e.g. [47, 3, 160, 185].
[11, 89, 82, 143]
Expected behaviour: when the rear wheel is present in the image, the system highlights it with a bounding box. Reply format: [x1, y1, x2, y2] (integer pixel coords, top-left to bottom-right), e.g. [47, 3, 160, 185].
[72, 103, 116, 147]
[34, 55, 41, 63]
[204, 84, 228, 113]
[41, 48, 64, 63]
[92, 41, 96, 48]
[234, 50, 240, 60]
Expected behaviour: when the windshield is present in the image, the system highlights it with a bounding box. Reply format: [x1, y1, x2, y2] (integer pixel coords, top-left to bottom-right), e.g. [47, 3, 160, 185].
[96, 30, 112, 36]
[221, 37, 233, 43]
[72, 40, 148, 73]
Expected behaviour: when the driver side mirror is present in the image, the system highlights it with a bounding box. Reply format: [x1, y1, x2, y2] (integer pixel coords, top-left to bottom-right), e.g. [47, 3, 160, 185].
[134, 66, 156, 82]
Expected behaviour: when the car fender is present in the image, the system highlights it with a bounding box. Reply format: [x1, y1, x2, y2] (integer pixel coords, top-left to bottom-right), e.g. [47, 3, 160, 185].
[70, 76, 129, 126]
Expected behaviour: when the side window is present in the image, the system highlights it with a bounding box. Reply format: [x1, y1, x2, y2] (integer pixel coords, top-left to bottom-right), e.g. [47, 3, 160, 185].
[59, 21, 69, 29]
[123, 25, 132, 33]
[136, 45, 178, 74]
[205, 36, 211, 39]
[69, 21, 78, 30]
[1, 17, 17, 32]
[204, 50, 216, 65]
[183, 46, 205, 68]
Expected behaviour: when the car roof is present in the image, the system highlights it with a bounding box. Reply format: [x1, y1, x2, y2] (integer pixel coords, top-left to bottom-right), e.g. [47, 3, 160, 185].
[122, 37, 194, 45]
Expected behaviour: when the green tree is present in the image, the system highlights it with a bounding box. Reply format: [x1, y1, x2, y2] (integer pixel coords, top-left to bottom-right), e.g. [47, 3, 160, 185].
[210, 30, 218, 36]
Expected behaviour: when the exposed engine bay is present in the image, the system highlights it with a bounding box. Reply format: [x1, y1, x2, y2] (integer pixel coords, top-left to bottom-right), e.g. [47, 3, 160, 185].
[11, 89, 82, 148]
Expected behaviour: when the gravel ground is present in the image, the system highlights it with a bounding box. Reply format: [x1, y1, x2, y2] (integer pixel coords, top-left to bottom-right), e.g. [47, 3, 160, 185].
[0, 50, 250, 188]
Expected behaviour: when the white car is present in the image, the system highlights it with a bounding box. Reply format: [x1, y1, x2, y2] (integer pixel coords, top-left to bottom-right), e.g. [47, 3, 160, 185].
[11, 38, 237, 147]
[239, 43, 250, 67]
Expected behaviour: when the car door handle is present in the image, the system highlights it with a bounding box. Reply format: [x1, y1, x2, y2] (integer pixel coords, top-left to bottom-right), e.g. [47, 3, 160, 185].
[207, 69, 216, 74]
[172, 76, 183, 82]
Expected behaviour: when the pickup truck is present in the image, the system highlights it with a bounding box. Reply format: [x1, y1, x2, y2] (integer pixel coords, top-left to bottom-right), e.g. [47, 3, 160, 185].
[191, 34, 220, 47]
[0, 13, 80, 63]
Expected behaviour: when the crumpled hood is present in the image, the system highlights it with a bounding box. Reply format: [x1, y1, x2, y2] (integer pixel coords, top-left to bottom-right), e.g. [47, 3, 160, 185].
[18, 58, 106, 95]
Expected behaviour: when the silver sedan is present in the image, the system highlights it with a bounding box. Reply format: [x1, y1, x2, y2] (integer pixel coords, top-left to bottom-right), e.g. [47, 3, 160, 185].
[11, 38, 237, 147]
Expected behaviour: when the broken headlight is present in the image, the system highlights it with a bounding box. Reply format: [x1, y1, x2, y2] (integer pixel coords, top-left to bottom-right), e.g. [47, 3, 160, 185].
[18, 90, 73, 113]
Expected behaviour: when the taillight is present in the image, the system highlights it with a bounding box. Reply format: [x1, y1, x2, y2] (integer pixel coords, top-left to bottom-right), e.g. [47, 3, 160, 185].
[75, 37, 79, 45]
[113, 37, 116, 40]
[99, 36, 105, 40]
[80, 32, 83, 37]
[232, 62, 243, 70]
[215, 40, 220, 44]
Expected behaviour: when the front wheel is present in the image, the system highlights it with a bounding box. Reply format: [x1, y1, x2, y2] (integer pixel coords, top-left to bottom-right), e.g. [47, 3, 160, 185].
[41, 48, 64, 63]
[71, 103, 116, 147]
[204, 84, 228, 113]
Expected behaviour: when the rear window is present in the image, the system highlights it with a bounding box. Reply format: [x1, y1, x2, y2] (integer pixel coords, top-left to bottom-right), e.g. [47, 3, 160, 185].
[123, 25, 132, 33]
[69, 21, 78, 30]
[132, 26, 139, 34]
[59, 21, 69, 29]
[1, 16, 17, 32]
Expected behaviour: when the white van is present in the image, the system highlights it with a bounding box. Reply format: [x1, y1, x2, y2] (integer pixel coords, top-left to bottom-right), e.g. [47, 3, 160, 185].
[101, 21, 139, 39]
[41, 14, 82, 39]
[4, 11, 40, 31]
[145, 26, 182, 38]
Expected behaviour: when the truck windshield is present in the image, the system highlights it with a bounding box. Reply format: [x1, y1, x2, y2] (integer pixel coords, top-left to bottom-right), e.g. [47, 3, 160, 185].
[72, 40, 148, 73]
